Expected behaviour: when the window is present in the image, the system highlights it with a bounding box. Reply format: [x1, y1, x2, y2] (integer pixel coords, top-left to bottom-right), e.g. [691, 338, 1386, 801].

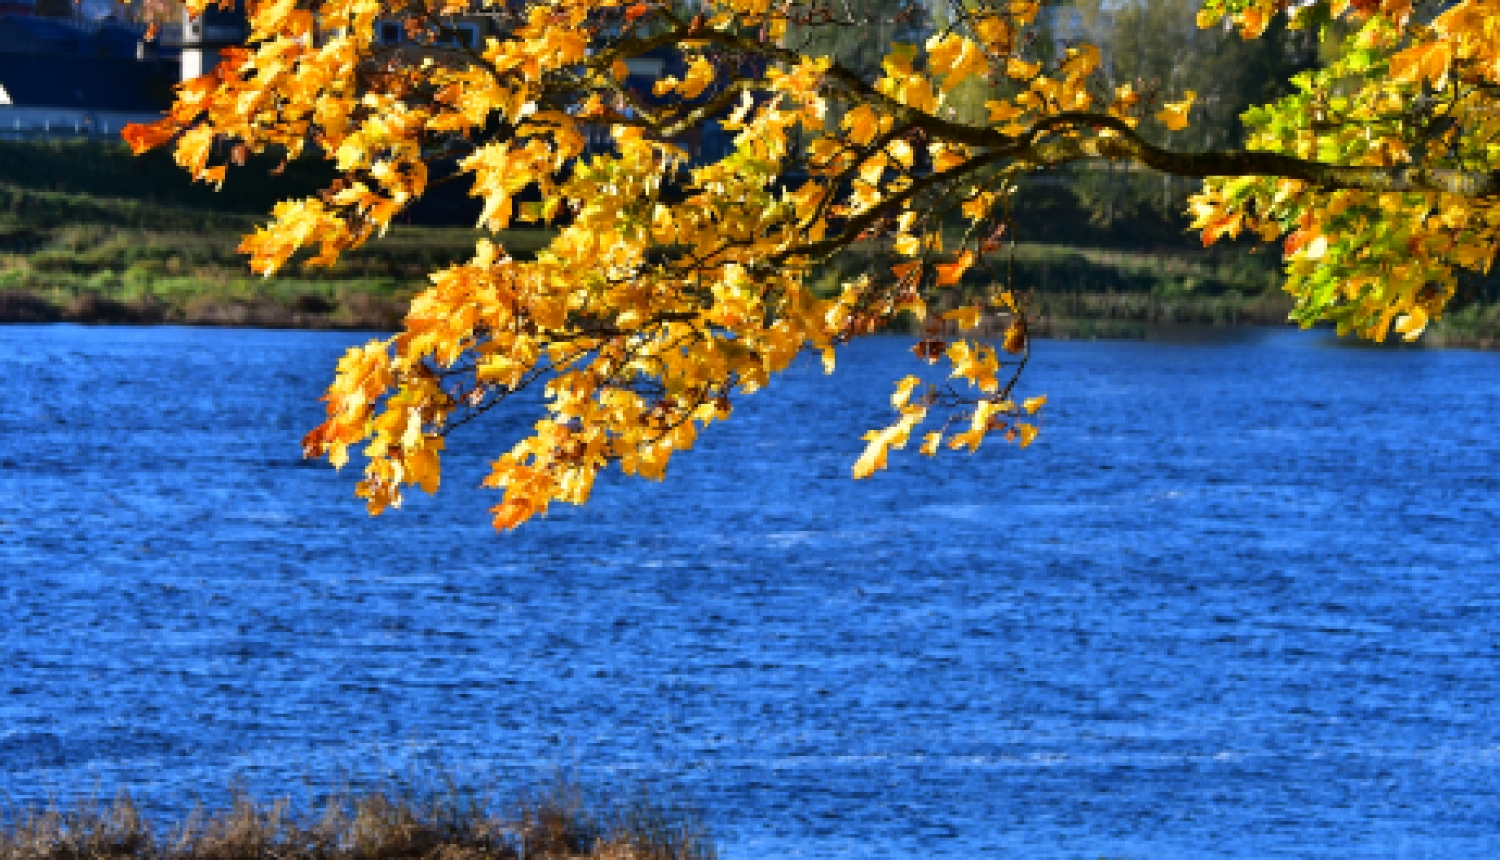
[437, 23, 480, 49]
[624, 57, 665, 79]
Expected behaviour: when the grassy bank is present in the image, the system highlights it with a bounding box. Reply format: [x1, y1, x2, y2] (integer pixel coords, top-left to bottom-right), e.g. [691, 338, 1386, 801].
[0, 176, 1289, 332]
[0, 778, 715, 860]
[0, 182, 551, 329]
[5, 138, 1499, 345]
[0, 138, 1291, 332]
[1423, 301, 1500, 350]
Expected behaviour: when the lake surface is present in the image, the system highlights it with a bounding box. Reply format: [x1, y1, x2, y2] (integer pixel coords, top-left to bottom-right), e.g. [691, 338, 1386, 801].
[2, 324, 1499, 857]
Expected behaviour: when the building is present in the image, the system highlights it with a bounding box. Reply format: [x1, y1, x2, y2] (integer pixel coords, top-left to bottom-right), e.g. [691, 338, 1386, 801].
[0, 1, 246, 139]
[156, 2, 246, 80]
[0, 13, 185, 138]
[0, 52, 178, 137]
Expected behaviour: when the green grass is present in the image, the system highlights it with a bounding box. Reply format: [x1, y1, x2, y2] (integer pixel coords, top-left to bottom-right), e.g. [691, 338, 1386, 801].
[0, 181, 552, 327]
[21, 139, 1500, 344]
[1004, 242, 1282, 297]
[1425, 299, 1500, 349]
[2, 172, 1288, 331]
[0, 138, 555, 327]
[0, 138, 335, 214]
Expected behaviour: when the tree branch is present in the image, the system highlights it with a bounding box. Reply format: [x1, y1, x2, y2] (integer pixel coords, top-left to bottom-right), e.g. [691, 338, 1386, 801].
[1016, 114, 1500, 197]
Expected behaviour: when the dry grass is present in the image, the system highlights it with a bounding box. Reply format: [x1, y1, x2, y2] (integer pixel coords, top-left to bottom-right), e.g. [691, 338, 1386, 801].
[0, 779, 715, 860]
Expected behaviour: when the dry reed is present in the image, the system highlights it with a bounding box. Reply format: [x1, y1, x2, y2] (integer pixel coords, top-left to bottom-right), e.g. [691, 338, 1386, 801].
[0, 778, 715, 860]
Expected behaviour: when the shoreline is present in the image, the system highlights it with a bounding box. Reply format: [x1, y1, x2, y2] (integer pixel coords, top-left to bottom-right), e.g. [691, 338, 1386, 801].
[0, 290, 408, 331]
[4, 289, 1496, 351]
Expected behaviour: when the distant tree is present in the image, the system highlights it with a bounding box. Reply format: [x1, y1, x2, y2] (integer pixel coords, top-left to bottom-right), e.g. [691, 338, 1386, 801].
[128, 0, 1500, 528]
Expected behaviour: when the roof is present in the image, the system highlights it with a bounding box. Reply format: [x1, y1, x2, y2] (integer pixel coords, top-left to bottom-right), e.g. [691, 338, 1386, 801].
[0, 15, 148, 58]
[0, 53, 175, 112]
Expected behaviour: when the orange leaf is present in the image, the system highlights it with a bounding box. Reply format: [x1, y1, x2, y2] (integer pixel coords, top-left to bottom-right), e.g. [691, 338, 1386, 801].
[1201, 214, 1243, 247]
[490, 498, 536, 531]
[934, 250, 974, 287]
[121, 119, 177, 155]
[891, 261, 923, 285]
[1002, 319, 1026, 354]
[1283, 228, 1312, 255]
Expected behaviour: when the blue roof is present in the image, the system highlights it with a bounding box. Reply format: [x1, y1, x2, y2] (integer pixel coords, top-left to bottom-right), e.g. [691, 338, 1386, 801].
[0, 15, 148, 58]
[0, 52, 176, 112]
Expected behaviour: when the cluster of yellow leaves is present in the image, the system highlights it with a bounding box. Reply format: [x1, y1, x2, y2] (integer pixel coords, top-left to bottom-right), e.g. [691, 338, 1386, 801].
[853, 362, 1045, 480]
[151, 0, 1500, 528]
[1188, 0, 1500, 340]
[129, 0, 1101, 528]
[982, 44, 1103, 135]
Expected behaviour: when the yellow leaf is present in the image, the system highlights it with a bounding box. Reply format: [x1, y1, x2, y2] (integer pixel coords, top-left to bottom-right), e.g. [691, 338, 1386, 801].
[943, 305, 982, 330]
[853, 435, 888, 479]
[973, 16, 1011, 50]
[986, 100, 1025, 124]
[1023, 395, 1046, 414]
[679, 57, 715, 99]
[843, 104, 880, 146]
[891, 375, 922, 409]
[1390, 42, 1452, 86]
[1060, 45, 1101, 80]
[173, 125, 215, 177]
[888, 139, 914, 169]
[1016, 422, 1039, 448]
[1006, 58, 1040, 80]
[1156, 91, 1197, 131]
[1395, 307, 1429, 341]
[920, 432, 942, 456]
[894, 234, 922, 257]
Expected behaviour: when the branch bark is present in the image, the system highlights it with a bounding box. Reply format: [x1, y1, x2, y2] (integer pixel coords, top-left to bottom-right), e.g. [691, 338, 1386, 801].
[1016, 114, 1500, 197]
[585, 26, 1499, 198]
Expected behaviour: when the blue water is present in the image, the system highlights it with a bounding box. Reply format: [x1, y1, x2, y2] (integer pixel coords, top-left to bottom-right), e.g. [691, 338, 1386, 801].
[2, 324, 1499, 857]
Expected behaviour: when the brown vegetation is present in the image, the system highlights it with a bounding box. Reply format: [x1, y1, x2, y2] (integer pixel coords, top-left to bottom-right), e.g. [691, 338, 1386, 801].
[0, 780, 715, 860]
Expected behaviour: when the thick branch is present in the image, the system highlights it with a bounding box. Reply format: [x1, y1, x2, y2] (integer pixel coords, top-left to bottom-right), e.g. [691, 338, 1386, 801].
[599, 28, 1500, 197]
[1021, 114, 1500, 197]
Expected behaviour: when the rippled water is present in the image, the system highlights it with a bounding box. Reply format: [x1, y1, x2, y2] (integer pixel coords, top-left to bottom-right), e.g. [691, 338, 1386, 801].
[3, 324, 1500, 857]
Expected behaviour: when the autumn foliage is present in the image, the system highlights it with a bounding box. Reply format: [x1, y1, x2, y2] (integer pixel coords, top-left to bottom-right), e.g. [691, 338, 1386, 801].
[126, 0, 1500, 529]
